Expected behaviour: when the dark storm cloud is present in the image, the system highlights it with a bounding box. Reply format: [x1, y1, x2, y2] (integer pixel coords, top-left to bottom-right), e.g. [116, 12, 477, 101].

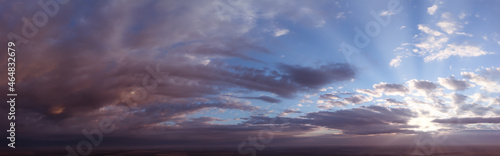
[241, 96, 282, 103]
[433, 117, 500, 124]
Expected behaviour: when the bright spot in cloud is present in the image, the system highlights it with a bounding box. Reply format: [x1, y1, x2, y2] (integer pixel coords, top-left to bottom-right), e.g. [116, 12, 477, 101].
[274, 29, 290, 37]
[50, 106, 65, 114]
[408, 117, 440, 132]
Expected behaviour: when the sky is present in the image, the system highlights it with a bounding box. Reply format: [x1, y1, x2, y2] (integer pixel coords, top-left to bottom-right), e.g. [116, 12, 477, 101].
[1, 0, 500, 154]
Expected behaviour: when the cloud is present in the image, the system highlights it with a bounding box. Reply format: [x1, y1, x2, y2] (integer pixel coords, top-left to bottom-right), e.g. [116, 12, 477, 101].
[303, 106, 417, 135]
[379, 10, 395, 16]
[356, 89, 382, 97]
[284, 109, 301, 114]
[462, 67, 500, 93]
[438, 76, 472, 91]
[424, 44, 491, 61]
[274, 28, 290, 37]
[398, 20, 490, 64]
[319, 93, 340, 100]
[450, 93, 468, 106]
[459, 103, 494, 116]
[414, 24, 489, 62]
[385, 98, 406, 106]
[279, 63, 356, 89]
[459, 12, 467, 19]
[336, 12, 345, 19]
[344, 95, 373, 104]
[427, 4, 438, 15]
[408, 79, 438, 94]
[437, 12, 459, 34]
[280, 109, 302, 116]
[241, 96, 282, 103]
[389, 56, 403, 67]
[317, 100, 347, 109]
[373, 82, 409, 96]
[414, 25, 448, 55]
[433, 117, 500, 124]
[0, 1, 361, 147]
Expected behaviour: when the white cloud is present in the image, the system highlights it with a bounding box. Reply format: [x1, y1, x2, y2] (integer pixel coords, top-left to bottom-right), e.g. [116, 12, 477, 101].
[389, 56, 403, 67]
[274, 29, 289, 37]
[462, 68, 500, 93]
[394, 19, 488, 65]
[437, 12, 460, 34]
[427, 4, 438, 15]
[317, 100, 346, 109]
[380, 10, 395, 16]
[483, 36, 489, 41]
[455, 32, 473, 37]
[437, 21, 457, 34]
[415, 25, 448, 55]
[399, 26, 406, 29]
[424, 44, 491, 61]
[418, 24, 444, 36]
[498, 41, 500, 45]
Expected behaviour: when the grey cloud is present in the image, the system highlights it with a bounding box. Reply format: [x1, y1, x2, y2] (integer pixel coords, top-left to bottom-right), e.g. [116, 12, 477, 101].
[438, 76, 471, 91]
[409, 79, 437, 93]
[317, 100, 347, 109]
[284, 109, 301, 114]
[319, 93, 340, 100]
[433, 117, 500, 124]
[450, 93, 467, 105]
[386, 98, 406, 106]
[241, 96, 281, 103]
[459, 103, 493, 116]
[373, 82, 409, 96]
[279, 63, 356, 89]
[356, 89, 382, 97]
[344, 95, 372, 104]
[243, 106, 418, 135]
[303, 105, 416, 135]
